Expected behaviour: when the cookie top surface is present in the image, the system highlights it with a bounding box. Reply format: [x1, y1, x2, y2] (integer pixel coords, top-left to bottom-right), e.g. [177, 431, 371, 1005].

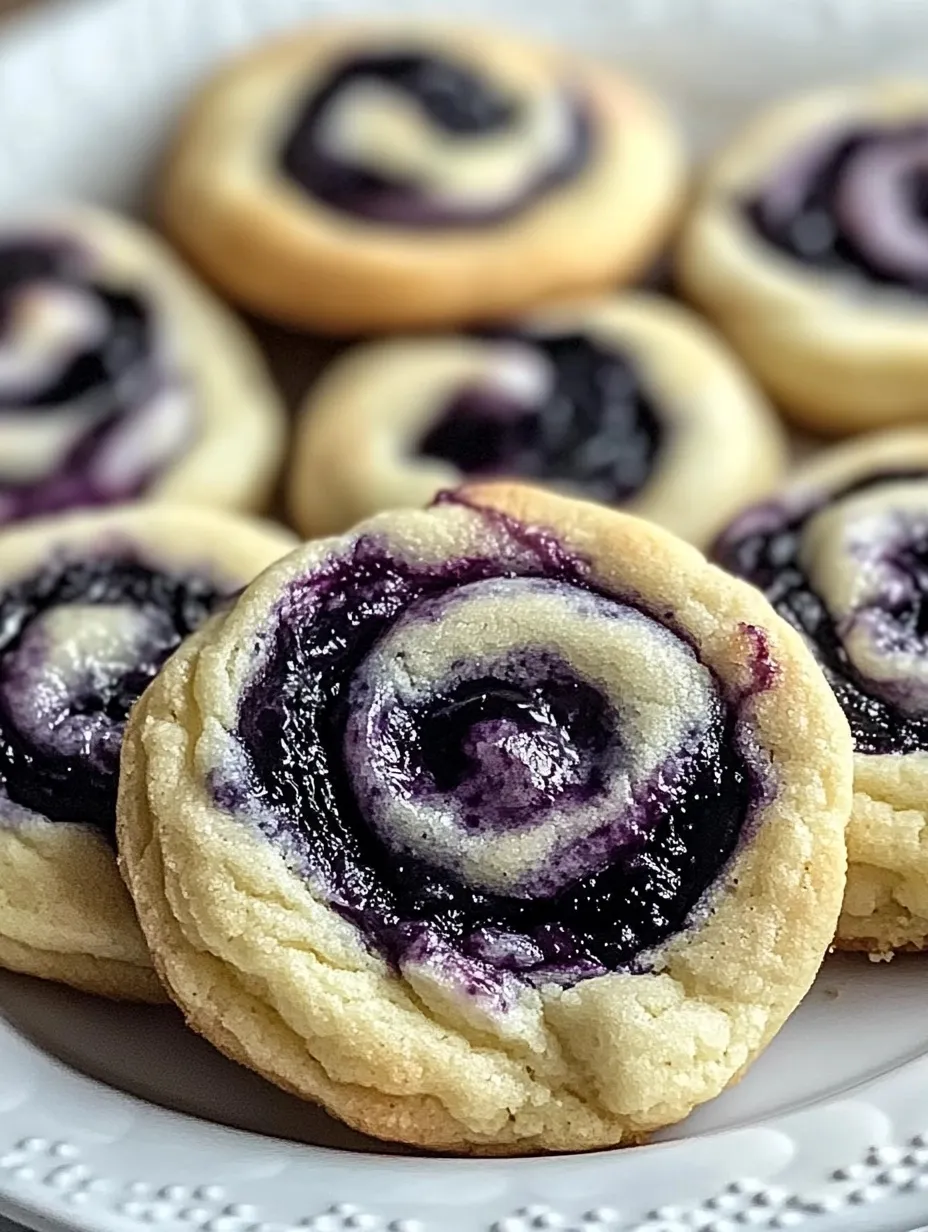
[277, 44, 592, 227]
[416, 331, 660, 506]
[0, 504, 295, 839]
[120, 484, 851, 1151]
[0, 222, 190, 519]
[227, 537, 749, 978]
[288, 294, 784, 545]
[0, 206, 285, 521]
[746, 117, 928, 292]
[158, 22, 685, 331]
[716, 429, 928, 756]
[675, 82, 928, 436]
[679, 82, 928, 323]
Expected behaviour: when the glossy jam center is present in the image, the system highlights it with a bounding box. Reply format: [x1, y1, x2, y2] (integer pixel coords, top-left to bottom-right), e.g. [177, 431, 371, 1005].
[419, 334, 662, 504]
[417, 670, 610, 820]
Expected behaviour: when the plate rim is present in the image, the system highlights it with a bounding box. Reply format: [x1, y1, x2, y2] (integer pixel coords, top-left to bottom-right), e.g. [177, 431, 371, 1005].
[5, 1015, 928, 1232]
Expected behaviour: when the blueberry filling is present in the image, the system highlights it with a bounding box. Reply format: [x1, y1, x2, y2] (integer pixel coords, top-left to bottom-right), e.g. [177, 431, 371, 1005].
[746, 122, 928, 290]
[0, 242, 150, 410]
[0, 239, 190, 522]
[221, 528, 759, 986]
[408, 657, 614, 828]
[279, 51, 592, 227]
[715, 470, 928, 754]
[304, 52, 521, 138]
[418, 334, 662, 504]
[0, 556, 224, 837]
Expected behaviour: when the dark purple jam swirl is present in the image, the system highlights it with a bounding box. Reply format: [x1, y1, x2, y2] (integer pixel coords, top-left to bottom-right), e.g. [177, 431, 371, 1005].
[279, 51, 591, 227]
[418, 334, 662, 504]
[716, 470, 928, 755]
[0, 555, 224, 837]
[0, 239, 191, 523]
[219, 520, 762, 988]
[404, 652, 615, 832]
[746, 122, 928, 290]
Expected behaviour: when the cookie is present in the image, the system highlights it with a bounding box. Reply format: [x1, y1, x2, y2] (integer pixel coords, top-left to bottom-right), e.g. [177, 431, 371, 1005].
[288, 293, 785, 545]
[0, 505, 295, 1000]
[678, 82, 928, 434]
[715, 428, 928, 956]
[158, 22, 685, 333]
[0, 206, 286, 523]
[119, 484, 851, 1152]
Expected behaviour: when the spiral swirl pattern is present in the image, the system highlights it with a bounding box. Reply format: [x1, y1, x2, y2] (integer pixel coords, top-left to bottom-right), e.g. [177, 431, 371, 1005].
[748, 121, 928, 290]
[717, 472, 928, 754]
[0, 554, 222, 836]
[280, 50, 591, 226]
[215, 503, 762, 991]
[0, 236, 194, 523]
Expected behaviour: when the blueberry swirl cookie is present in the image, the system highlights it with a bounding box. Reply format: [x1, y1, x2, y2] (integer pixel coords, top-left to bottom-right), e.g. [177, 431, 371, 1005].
[0, 506, 295, 1001]
[288, 294, 784, 546]
[0, 207, 285, 522]
[158, 23, 684, 333]
[678, 83, 928, 434]
[119, 483, 851, 1151]
[715, 428, 928, 955]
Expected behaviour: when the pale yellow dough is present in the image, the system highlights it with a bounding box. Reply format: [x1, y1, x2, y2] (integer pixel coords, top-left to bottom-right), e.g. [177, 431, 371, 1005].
[119, 485, 851, 1151]
[158, 22, 685, 333]
[287, 293, 786, 546]
[0, 505, 296, 1001]
[678, 82, 928, 435]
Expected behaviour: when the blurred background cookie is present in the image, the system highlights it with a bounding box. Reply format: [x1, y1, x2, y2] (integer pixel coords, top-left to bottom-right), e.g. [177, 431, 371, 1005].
[715, 428, 928, 956]
[678, 82, 928, 435]
[158, 22, 685, 332]
[0, 504, 294, 1000]
[0, 206, 286, 522]
[288, 293, 784, 545]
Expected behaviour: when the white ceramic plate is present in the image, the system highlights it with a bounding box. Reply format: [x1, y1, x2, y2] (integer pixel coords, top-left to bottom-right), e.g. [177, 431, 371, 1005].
[3, 1, 928, 1230]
